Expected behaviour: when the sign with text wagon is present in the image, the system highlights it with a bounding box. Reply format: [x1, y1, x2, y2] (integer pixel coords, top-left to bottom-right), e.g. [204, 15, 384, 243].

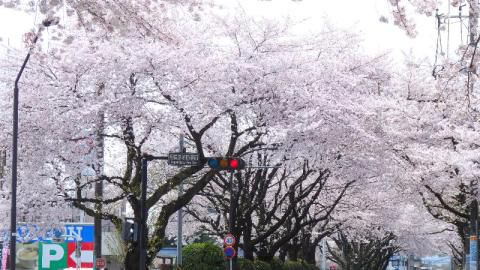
[167, 152, 199, 166]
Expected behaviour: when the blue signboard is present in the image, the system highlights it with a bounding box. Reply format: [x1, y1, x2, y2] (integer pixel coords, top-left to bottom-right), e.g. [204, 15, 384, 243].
[0, 223, 93, 243]
[470, 237, 478, 270]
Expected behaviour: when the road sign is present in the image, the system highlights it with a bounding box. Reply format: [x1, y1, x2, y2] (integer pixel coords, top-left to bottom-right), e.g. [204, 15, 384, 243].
[67, 242, 94, 268]
[224, 246, 236, 259]
[224, 234, 236, 246]
[167, 152, 199, 166]
[96, 257, 106, 268]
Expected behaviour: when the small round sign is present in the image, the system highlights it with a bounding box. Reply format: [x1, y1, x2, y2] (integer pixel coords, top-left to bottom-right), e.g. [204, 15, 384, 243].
[224, 234, 236, 246]
[96, 258, 107, 268]
[224, 246, 236, 258]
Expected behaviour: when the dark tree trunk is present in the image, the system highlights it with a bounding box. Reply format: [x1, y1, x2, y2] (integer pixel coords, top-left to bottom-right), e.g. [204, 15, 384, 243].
[125, 244, 140, 270]
[302, 243, 317, 265]
[287, 240, 300, 261]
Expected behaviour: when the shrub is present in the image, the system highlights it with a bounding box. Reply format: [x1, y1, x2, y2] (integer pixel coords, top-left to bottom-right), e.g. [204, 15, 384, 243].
[269, 257, 284, 269]
[254, 260, 271, 270]
[182, 242, 224, 270]
[304, 263, 319, 270]
[238, 258, 255, 270]
[282, 260, 305, 270]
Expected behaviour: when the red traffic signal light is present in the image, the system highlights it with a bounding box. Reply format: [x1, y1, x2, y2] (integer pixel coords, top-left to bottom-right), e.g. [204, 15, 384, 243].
[207, 157, 245, 171]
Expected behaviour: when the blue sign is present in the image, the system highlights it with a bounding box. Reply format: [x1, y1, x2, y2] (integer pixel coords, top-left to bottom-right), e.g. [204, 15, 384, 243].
[470, 238, 478, 270]
[0, 223, 94, 243]
[63, 224, 94, 242]
[224, 246, 236, 258]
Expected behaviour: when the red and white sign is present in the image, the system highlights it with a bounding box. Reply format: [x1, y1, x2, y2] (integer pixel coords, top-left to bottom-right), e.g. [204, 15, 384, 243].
[224, 234, 236, 246]
[66, 242, 94, 268]
[96, 257, 107, 269]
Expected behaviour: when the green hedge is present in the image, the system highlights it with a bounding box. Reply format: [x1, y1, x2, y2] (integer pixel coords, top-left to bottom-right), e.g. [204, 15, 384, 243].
[254, 260, 271, 270]
[238, 258, 255, 270]
[282, 260, 318, 270]
[270, 257, 284, 269]
[238, 259, 272, 270]
[182, 242, 224, 270]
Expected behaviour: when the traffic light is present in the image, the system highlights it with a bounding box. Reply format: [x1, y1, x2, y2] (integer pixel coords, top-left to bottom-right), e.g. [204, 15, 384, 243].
[122, 219, 138, 242]
[207, 157, 246, 171]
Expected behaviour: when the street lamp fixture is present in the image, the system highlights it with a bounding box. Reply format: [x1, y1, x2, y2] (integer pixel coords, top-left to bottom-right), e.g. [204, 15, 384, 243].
[9, 16, 59, 270]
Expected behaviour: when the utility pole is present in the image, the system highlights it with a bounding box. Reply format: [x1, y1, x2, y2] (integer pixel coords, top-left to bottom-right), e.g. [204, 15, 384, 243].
[94, 108, 105, 268]
[177, 135, 184, 267]
[139, 157, 148, 270]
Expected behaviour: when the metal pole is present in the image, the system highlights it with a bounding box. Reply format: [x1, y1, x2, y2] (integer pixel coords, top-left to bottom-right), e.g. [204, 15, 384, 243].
[321, 238, 327, 270]
[7, 19, 57, 270]
[9, 29, 41, 270]
[139, 158, 148, 270]
[177, 135, 184, 267]
[228, 171, 237, 270]
[94, 110, 105, 268]
[229, 171, 234, 232]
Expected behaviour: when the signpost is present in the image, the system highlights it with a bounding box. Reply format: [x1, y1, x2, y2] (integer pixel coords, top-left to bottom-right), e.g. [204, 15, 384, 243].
[224, 234, 236, 270]
[167, 152, 199, 166]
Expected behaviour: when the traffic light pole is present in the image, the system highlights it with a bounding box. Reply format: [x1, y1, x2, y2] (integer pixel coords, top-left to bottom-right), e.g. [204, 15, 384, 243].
[139, 154, 169, 270]
[228, 171, 236, 270]
[139, 157, 148, 270]
[228, 171, 234, 232]
[177, 135, 184, 267]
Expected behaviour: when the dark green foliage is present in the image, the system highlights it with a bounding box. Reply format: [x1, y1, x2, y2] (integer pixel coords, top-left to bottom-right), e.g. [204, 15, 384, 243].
[282, 260, 304, 270]
[270, 257, 284, 269]
[182, 242, 224, 270]
[304, 263, 319, 270]
[282, 260, 318, 270]
[254, 260, 272, 270]
[238, 258, 256, 270]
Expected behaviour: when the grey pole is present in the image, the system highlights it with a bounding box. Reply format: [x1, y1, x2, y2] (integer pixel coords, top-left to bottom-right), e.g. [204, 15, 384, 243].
[94, 110, 104, 269]
[9, 24, 45, 270]
[228, 171, 236, 270]
[139, 158, 148, 270]
[177, 135, 184, 267]
[321, 238, 327, 270]
[228, 171, 234, 232]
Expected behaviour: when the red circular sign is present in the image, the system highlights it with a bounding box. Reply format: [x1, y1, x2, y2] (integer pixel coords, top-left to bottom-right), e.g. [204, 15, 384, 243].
[224, 234, 236, 246]
[224, 246, 236, 258]
[96, 258, 106, 268]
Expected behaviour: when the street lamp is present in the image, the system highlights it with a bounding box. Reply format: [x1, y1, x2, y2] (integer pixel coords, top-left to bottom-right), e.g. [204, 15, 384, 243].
[9, 17, 59, 270]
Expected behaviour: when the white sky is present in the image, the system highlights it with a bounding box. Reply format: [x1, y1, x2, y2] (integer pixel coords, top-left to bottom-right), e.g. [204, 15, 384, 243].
[0, 0, 440, 60]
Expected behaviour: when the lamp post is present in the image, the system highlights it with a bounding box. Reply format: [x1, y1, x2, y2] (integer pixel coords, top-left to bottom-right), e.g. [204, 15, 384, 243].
[9, 17, 58, 270]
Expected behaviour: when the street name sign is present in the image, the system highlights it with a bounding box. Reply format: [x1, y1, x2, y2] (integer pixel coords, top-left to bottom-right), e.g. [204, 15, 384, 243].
[167, 152, 199, 166]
